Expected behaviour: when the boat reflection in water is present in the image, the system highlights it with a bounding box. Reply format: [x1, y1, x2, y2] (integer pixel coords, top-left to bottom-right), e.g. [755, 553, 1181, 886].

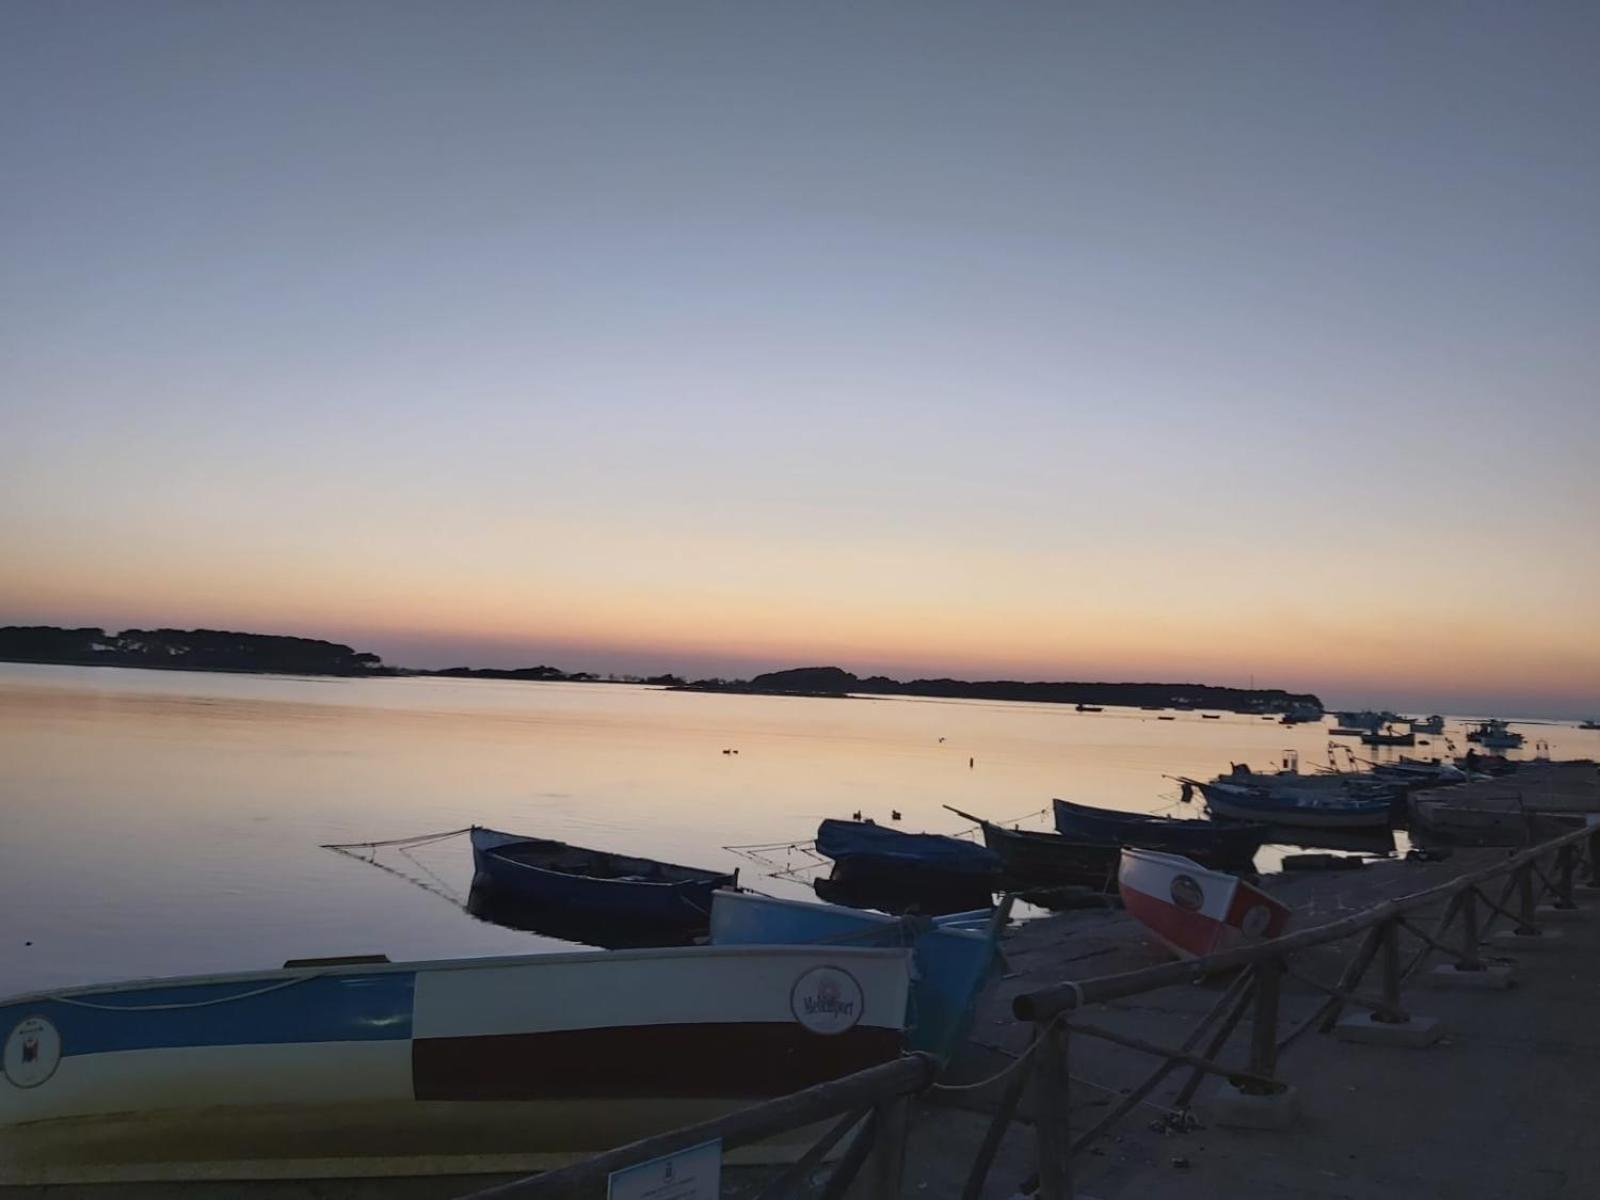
[465, 882, 709, 949]
[812, 867, 996, 917]
[1261, 825, 1398, 856]
[811, 819, 1000, 916]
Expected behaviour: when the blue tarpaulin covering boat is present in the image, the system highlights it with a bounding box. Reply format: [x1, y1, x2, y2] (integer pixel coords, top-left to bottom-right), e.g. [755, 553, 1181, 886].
[815, 819, 1001, 878]
[710, 889, 1001, 1060]
[470, 826, 736, 929]
[1051, 798, 1266, 867]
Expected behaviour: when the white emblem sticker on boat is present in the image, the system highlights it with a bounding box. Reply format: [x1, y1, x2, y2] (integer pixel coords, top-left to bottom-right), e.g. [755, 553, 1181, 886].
[789, 967, 864, 1036]
[1240, 905, 1273, 938]
[1170, 875, 1204, 912]
[4, 1016, 61, 1089]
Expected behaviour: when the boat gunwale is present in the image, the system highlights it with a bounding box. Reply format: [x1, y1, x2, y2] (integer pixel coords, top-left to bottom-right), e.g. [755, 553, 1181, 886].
[708, 889, 992, 943]
[0, 944, 913, 1009]
[1052, 797, 1266, 832]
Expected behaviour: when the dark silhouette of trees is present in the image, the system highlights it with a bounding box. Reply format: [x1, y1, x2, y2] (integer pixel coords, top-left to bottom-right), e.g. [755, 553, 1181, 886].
[0, 626, 387, 676]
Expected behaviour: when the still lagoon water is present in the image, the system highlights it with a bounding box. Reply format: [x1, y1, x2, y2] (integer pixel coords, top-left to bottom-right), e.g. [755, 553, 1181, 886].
[3, 663, 1593, 996]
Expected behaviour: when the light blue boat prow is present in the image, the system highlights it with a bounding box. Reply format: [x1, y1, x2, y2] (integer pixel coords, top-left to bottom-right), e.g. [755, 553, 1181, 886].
[710, 890, 1002, 1060]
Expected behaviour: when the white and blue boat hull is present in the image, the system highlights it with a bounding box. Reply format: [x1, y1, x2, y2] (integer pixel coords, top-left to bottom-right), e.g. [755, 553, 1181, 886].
[0, 945, 912, 1182]
[710, 890, 1000, 1061]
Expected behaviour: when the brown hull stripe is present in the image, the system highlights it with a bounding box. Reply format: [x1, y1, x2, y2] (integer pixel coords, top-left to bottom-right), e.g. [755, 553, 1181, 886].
[412, 1022, 903, 1101]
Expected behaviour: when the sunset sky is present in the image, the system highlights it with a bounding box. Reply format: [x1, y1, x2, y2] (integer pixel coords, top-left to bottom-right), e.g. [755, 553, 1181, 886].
[3, 3, 1597, 716]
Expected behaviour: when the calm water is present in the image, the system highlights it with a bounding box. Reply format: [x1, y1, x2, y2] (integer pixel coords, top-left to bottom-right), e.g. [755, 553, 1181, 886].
[3, 663, 1592, 997]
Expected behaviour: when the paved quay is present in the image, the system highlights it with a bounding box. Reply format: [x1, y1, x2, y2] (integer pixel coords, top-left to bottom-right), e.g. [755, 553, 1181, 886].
[907, 825, 1600, 1198]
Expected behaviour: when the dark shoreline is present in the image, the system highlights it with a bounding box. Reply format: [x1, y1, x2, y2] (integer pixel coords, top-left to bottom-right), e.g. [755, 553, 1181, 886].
[1, 653, 1321, 715]
[0, 626, 1324, 715]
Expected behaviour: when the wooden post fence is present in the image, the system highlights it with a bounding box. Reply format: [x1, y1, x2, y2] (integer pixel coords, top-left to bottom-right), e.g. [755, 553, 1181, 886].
[451, 825, 1595, 1200]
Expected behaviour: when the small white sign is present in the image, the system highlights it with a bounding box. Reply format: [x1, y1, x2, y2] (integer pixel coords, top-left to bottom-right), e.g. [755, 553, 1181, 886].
[4, 1016, 62, 1089]
[608, 1138, 721, 1200]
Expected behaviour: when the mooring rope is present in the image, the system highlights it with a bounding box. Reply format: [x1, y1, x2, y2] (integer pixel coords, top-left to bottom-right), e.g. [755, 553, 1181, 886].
[322, 828, 472, 907]
[321, 826, 473, 852]
[49, 975, 314, 1011]
[930, 1032, 1042, 1093]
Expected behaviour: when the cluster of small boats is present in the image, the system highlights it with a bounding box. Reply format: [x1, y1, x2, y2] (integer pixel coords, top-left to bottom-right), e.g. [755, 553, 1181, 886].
[0, 825, 1010, 1183]
[4, 730, 1553, 1182]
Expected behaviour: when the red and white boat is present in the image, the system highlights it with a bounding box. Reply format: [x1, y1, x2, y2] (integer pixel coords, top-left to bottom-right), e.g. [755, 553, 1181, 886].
[1118, 847, 1290, 959]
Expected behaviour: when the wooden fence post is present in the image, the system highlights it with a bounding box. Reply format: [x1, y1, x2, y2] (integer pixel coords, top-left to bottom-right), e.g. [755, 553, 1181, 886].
[1553, 843, 1578, 909]
[1033, 1020, 1073, 1200]
[1457, 887, 1483, 970]
[864, 1093, 911, 1199]
[1374, 918, 1408, 1022]
[1318, 923, 1386, 1032]
[1515, 863, 1541, 935]
[1245, 956, 1283, 1090]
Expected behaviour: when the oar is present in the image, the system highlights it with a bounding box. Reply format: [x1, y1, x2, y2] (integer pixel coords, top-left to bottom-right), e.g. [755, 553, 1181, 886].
[942, 804, 993, 828]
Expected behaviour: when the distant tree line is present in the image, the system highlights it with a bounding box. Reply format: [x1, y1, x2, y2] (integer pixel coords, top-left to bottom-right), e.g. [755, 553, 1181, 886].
[430, 665, 597, 682]
[674, 665, 1324, 713]
[0, 627, 1323, 712]
[423, 666, 688, 685]
[0, 626, 386, 676]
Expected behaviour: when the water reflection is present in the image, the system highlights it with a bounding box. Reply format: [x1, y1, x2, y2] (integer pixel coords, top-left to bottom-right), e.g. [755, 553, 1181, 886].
[2, 662, 1589, 995]
[1262, 826, 1398, 856]
[811, 868, 995, 917]
[464, 883, 703, 950]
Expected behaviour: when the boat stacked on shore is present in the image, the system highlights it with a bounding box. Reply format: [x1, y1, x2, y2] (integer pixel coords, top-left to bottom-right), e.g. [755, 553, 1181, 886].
[7, 719, 1552, 1183]
[0, 944, 914, 1181]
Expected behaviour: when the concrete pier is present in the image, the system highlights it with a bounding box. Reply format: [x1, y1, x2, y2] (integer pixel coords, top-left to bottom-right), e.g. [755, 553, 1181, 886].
[903, 828, 1600, 1200]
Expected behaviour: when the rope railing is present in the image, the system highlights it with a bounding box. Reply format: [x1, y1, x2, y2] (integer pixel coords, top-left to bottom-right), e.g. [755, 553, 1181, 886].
[990, 822, 1600, 1200]
[1013, 823, 1594, 1020]
[439, 823, 1598, 1200]
[454, 1052, 939, 1199]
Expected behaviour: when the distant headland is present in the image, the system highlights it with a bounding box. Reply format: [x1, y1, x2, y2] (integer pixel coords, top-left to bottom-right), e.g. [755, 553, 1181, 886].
[0, 625, 1323, 713]
[0, 625, 389, 676]
[669, 665, 1323, 714]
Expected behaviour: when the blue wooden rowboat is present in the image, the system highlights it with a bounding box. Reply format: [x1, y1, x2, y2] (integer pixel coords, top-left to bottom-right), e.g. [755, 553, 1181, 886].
[470, 826, 736, 930]
[710, 889, 1001, 1061]
[1052, 798, 1266, 867]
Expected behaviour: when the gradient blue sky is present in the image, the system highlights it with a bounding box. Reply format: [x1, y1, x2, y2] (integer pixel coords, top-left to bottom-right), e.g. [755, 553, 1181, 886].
[3, 2, 1597, 715]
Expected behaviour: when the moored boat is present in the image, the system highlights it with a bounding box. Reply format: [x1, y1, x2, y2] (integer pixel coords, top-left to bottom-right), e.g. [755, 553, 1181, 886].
[0, 945, 911, 1182]
[815, 819, 1000, 883]
[812, 819, 1001, 915]
[1466, 719, 1524, 749]
[470, 826, 735, 934]
[1371, 757, 1471, 786]
[710, 889, 999, 1060]
[1361, 729, 1415, 746]
[1118, 847, 1291, 960]
[945, 806, 1120, 892]
[1051, 798, 1265, 868]
[1190, 780, 1396, 829]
